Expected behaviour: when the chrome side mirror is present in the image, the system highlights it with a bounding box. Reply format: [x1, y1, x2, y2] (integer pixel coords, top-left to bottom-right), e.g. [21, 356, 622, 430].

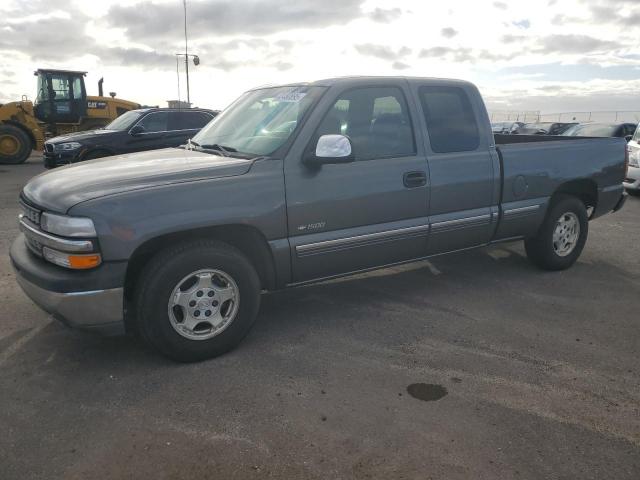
[305, 134, 355, 166]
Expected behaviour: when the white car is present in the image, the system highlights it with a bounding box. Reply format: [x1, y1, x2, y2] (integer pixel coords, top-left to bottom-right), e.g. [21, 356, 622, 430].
[625, 125, 640, 196]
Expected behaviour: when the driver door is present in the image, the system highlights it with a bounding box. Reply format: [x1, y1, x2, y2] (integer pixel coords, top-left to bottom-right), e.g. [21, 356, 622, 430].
[284, 83, 430, 283]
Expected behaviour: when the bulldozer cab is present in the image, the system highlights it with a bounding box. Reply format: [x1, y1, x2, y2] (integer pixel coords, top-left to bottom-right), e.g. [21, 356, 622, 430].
[33, 69, 88, 124]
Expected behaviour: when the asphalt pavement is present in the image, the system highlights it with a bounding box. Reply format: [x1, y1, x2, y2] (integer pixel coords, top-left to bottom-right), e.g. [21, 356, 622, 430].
[1, 155, 639, 479]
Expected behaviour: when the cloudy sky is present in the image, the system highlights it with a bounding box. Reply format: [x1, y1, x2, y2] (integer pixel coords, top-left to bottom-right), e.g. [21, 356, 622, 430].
[0, 0, 639, 117]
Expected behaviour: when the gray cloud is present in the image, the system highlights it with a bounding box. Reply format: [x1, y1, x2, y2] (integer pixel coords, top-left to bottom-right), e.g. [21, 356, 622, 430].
[368, 7, 402, 23]
[0, 9, 298, 72]
[441, 27, 458, 38]
[419, 46, 517, 63]
[493, 1, 508, 9]
[501, 34, 527, 43]
[534, 34, 622, 54]
[108, 0, 365, 42]
[355, 44, 411, 61]
[0, 16, 93, 61]
[589, 4, 640, 26]
[392, 61, 410, 70]
[0, 15, 177, 69]
[96, 47, 175, 68]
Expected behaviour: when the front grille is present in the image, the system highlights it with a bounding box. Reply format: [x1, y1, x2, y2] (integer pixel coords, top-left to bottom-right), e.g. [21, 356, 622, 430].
[24, 234, 44, 257]
[45, 144, 54, 153]
[19, 198, 41, 225]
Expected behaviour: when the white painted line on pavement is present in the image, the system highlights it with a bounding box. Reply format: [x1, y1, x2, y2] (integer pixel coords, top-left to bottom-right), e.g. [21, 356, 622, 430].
[0, 320, 50, 367]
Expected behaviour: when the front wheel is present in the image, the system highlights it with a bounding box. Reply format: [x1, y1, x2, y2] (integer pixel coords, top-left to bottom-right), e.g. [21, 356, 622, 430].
[0, 125, 31, 164]
[525, 195, 589, 271]
[134, 240, 261, 362]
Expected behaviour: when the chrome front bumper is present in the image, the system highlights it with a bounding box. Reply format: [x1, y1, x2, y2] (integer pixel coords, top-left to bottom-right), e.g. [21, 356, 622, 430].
[624, 165, 640, 191]
[14, 271, 125, 335]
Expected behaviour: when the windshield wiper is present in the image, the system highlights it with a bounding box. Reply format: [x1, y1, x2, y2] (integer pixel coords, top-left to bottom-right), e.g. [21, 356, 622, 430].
[182, 140, 248, 158]
[200, 144, 237, 154]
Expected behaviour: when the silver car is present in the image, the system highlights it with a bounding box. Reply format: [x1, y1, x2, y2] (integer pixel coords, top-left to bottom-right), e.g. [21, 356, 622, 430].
[625, 124, 640, 196]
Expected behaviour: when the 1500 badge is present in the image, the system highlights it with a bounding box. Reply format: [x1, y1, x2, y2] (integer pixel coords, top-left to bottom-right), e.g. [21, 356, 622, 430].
[297, 222, 326, 232]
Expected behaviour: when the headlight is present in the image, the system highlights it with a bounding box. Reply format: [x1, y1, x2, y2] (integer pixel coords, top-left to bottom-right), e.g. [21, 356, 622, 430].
[40, 212, 97, 237]
[53, 142, 82, 151]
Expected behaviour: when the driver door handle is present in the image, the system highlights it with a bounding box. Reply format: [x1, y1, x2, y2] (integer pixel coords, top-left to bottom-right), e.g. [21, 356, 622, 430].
[403, 171, 427, 188]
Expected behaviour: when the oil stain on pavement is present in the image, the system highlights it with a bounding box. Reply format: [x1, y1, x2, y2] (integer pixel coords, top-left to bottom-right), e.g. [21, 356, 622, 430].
[406, 383, 448, 402]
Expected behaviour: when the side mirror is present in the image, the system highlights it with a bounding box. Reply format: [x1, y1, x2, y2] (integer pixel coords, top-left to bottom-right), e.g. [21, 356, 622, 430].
[129, 125, 145, 136]
[624, 135, 632, 142]
[304, 134, 354, 166]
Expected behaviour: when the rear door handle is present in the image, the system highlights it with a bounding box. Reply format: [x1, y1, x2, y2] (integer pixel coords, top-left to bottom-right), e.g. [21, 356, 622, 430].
[403, 171, 427, 188]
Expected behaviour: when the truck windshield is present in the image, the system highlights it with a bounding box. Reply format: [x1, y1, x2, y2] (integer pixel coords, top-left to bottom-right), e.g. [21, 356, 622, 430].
[191, 85, 326, 157]
[104, 110, 144, 131]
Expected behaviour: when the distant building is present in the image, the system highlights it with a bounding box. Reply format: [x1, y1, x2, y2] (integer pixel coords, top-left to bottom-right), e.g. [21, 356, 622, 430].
[167, 100, 191, 109]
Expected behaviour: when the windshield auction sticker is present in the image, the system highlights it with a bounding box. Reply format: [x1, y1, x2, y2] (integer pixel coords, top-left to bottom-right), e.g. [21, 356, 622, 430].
[275, 91, 306, 102]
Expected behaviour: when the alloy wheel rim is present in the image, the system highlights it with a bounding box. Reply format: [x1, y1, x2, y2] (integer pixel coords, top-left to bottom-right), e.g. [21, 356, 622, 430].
[552, 212, 580, 257]
[167, 269, 240, 340]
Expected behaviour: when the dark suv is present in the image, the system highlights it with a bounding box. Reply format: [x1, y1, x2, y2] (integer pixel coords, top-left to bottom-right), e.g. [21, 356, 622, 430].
[43, 108, 218, 168]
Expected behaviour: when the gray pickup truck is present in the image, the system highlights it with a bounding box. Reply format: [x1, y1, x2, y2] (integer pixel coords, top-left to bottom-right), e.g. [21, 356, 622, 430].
[10, 77, 628, 361]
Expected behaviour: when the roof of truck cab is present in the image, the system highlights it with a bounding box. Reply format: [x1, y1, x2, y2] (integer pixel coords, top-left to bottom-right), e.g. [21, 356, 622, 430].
[248, 76, 477, 90]
[127, 107, 219, 115]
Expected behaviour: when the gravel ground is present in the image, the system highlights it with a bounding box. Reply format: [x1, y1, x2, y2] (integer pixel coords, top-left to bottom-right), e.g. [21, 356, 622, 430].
[1, 154, 639, 479]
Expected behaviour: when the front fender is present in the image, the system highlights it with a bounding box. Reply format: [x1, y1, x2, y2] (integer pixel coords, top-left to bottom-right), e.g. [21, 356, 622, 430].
[68, 159, 287, 262]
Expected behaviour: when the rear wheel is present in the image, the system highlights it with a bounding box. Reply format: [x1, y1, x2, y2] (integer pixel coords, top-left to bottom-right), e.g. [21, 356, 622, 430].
[0, 125, 31, 164]
[525, 194, 588, 271]
[134, 240, 261, 362]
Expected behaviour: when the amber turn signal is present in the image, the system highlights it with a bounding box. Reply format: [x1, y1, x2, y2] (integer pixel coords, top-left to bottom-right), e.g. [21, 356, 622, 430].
[42, 247, 102, 270]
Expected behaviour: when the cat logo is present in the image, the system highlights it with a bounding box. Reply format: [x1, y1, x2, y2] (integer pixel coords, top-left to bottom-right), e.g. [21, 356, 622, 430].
[88, 101, 108, 109]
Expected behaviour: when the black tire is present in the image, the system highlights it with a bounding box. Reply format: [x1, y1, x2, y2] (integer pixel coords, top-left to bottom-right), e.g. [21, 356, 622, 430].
[134, 240, 261, 362]
[81, 149, 111, 161]
[0, 125, 32, 164]
[524, 194, 588, 271]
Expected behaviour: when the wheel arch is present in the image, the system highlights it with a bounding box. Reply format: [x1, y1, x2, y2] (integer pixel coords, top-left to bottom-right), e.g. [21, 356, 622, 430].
[551, 179, 598, 215]
[124, 224, 277, 302]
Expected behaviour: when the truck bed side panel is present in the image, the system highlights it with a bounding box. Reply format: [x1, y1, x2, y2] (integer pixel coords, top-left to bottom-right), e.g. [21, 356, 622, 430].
[494, 137, 626, 240]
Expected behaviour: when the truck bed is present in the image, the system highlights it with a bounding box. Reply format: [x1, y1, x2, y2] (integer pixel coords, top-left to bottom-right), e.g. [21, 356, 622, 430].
[492, 134, 627, 240]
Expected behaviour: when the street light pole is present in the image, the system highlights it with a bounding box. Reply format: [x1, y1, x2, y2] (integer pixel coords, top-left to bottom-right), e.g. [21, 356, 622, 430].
[183, 0, 190, 106]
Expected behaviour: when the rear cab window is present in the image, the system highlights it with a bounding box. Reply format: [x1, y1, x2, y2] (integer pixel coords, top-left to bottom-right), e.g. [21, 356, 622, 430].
[313, 86, 416, 160]
[418, 86, 480, 153]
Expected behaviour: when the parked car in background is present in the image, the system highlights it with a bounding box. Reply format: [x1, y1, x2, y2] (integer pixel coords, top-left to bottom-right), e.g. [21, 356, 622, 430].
[11, 76, 627, 361]
[561, 122, 637, 140]
[624, 123, 640, 196]
[43, 108, 218, 168]
[514, 122, 576, 135]
[491, 121, 524, 134]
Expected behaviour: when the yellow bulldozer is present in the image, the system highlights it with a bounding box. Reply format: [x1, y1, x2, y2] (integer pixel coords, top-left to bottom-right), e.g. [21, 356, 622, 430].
[0, 69, 140, 164]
